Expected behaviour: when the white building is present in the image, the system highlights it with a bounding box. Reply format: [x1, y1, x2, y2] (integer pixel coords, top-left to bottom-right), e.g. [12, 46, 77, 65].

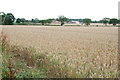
[71, 21, 80, 24]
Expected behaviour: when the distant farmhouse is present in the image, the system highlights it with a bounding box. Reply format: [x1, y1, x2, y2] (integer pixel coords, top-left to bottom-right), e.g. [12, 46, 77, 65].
[68, 19, 83, 24]
[70, 21, 80, 24]
[51, 19, 83, 25]
[51, 20, 61, 24]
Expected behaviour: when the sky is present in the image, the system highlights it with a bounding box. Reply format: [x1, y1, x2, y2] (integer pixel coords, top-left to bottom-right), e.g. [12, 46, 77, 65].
[0, 0, 119, 21]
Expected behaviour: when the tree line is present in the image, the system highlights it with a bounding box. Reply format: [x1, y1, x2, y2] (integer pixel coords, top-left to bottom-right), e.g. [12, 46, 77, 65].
[0, 12, 120, 26]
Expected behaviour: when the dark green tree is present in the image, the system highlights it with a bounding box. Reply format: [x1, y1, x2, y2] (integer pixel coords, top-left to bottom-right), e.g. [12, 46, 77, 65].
[82, 18, 91, 26]
[109, 18, 118, 26]
[31, 18, 39, 23]
[39, 20, 46, 25]
[0, 12, 6, 24]
[20, 18, 26, 23]
[34, 18, 39, 23]
[118, 19, 120, 24]
[56, 15, 68, 26]
[102, 18, 110, 26]
[3, 13, 15, 25]
[46, 19, 53, 24]
[16, 18, 21, 23]
[31, 19, 35, 23]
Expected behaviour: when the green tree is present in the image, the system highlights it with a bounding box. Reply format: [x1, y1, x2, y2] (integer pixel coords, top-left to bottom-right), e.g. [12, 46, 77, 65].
[3, 13, 15, 25]
[118, 19, 120, 24]
[39, 19, 53, 25]
[16, 18, 21, 23]
[102, 18, 110, 26]
[34, 18, 39, 23]
[56, 15, 68, 26]
[118, 19, 120, 27]
[46, 19, 53, 24]
[82, 18, 91, 26]
[20, 18, 26, 23]
[31, 19, 35, 23]
[0, 12, 6, 24]
[39, 20, 46, 25]
[31, 18, 39, 23]
[109, 18, 118, 26]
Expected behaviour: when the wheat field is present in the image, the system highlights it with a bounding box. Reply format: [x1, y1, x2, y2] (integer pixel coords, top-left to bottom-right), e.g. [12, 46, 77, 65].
[1, 25, 118, 78]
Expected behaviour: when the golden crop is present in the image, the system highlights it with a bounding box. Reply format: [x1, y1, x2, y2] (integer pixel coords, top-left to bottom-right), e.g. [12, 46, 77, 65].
[1, 25, 118, 78]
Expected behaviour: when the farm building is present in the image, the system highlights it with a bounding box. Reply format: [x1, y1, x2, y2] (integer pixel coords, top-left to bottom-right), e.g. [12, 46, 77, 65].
[51, 20, 61, 24]
[70, 21, 80, 24]
[68, 19, 83, 24]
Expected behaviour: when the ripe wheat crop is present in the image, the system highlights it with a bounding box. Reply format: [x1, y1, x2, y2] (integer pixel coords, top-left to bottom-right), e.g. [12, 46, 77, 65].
[1, 25, 118, 78]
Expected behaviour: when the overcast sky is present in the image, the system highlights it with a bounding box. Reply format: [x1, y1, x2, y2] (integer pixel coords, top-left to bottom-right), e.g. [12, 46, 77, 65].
[0, 0, 119, 21]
